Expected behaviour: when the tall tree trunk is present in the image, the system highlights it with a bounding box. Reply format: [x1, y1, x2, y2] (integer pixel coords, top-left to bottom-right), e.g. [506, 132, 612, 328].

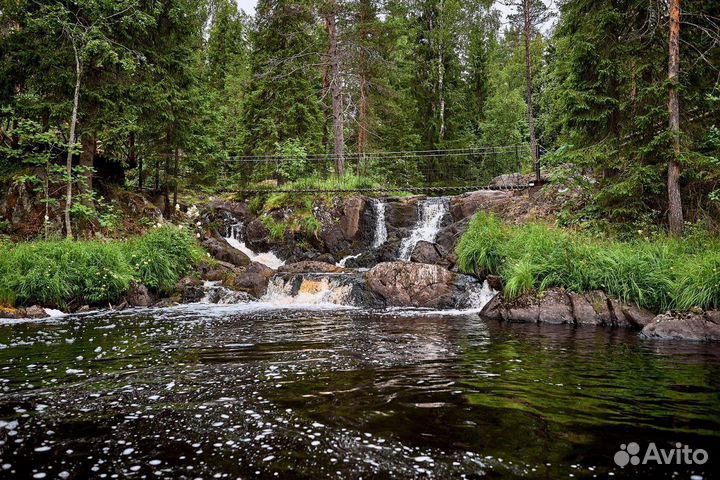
[523, 0, 540, 183]
[79, 134, 95, 208]
[325, 2, 345, 176]
[65, 42, 81, 239]
[173, 147, 179, 210]
[667, 0, 683, 235]
[357, 10, 370, 175]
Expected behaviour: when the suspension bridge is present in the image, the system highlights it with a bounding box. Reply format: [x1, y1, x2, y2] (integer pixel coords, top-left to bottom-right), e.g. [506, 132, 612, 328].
[141, 144, 543, 196]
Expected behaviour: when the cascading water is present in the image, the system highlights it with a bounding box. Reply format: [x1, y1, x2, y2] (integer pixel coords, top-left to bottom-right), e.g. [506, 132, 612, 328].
[398, 197, 449, 261]
[335, 198, 387, 267]
[261, 275, 355, 307]
[224, 223, 285, 270]
[371, 199, 387, 249]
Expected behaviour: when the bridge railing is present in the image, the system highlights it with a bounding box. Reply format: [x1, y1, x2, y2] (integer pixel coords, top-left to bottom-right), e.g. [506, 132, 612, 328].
[132, 144, 535, 196]
[222, 144, 533, 193]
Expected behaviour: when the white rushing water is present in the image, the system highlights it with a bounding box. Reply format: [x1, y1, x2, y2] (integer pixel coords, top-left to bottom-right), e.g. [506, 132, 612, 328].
[371, 199, 387, 249]
[224, 223, 285, 270]
[398, 197, 449, 261]
[336, 253, 362, 268]
[261, 276, 355, 307]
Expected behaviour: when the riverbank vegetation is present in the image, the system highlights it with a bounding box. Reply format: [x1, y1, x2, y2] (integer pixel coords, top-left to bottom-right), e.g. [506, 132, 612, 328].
[0, 227, 204, 309]
[457, 213, 720, 312]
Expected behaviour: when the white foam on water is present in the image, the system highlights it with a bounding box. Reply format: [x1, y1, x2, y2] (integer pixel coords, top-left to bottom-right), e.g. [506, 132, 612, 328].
[371, 199, 387, 249]
[398, 197, 449, 261]
[336, 253, 362, 268]
[224, 224, 285, 270]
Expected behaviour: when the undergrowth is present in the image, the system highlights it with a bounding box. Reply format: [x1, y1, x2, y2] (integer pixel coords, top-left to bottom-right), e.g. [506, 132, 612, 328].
[456, 213, 720, 312]
[0, 226, 204, 308]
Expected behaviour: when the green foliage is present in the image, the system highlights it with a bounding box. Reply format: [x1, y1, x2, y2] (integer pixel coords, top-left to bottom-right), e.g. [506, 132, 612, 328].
[276, 139, 308, 183]
[457, 213, 720, 311]
[260, 216, 287, 240]
[123, 227, 204, 293]
[0, 227, 203, 308]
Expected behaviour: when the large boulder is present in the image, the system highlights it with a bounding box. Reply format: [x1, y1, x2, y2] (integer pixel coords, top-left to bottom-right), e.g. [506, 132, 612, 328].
[126, 282, 154, 307]
[340, 196, 367, 241]
[449, 190, 513, 222]
[202, 236, 251, 267]
[245, 219, 272, 252]
[537, 288, 574, 324]
[385, 197, 420, 229]
[278, 261, 343, 274]
[365, 261, 457, 308]
[435, 218, 470, 264]
[226, 262, 275, 298]
[568, 291, 612, 326]
[641, 313, 720, 342]
[410, 241, 452, 268]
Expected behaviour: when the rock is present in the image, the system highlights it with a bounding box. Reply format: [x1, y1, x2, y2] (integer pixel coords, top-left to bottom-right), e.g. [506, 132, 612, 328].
[704, 310, 720, 325]
[0, 306, 25, 319]
[228, 262, 275, 297]
[410, 241, 451, 268]
[621, 304, 656, 329]
[25, 305, 49, 319]
[608, 299, 632, 328]
[76, 305, 92, 313]
[245, 219, 271, 251]
[537, 288, 574, 324]
[342, 251, 378, 269]
[202, 236, 251, 267]
[485, 275, 504, 291]
[449, 190, 513, 222]
[176, 276, 202, 291]
[365, 262, 457, 308]
[321, 224, 348, 256]
[641, 313, 720, 342]
[435, 218, 470, 266]
[505, 297, 540, 323]
[207, 200, 249, 221]
[340, 196, 367, 241]
[278, 261, 343, 274]
[385, 198, 420, 229]
[479, 294, 504, 320]
[569, 291, 611, 326]
[126, 282, 154, 307]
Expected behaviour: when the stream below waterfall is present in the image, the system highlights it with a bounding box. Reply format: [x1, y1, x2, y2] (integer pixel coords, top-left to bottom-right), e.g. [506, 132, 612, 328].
[0, 303, 718, 479]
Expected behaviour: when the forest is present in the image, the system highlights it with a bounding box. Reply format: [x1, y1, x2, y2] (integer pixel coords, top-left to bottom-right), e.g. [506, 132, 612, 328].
[1, 0, 718, 240]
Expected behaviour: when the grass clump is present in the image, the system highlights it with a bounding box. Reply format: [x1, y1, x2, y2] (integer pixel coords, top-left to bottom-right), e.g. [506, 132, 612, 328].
[0, 226, 204, 308]
[456, 213, 720, 312]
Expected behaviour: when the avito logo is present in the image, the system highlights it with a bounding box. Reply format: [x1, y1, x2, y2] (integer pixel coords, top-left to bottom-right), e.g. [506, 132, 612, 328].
[614, 442, 708, 467]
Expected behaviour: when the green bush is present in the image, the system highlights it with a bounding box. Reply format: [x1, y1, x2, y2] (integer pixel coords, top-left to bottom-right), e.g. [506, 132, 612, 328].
[456, 213, 720, 312]
[0, 226, 203, 308]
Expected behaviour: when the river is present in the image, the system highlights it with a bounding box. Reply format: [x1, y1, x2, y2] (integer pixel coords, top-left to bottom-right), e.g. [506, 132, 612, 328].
[0, 304, 718, 479]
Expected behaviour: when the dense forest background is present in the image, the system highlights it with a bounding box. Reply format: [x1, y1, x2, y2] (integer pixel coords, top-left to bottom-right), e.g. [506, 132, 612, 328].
[1, 0, 719, 237]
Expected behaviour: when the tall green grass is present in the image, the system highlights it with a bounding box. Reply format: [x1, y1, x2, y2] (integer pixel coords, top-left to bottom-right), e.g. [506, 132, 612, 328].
[456, 213, 720, 312]
[0, 227, 204, 308]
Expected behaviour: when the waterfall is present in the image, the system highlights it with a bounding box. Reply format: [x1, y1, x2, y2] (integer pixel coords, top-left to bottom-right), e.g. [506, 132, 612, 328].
[465, 280, 497, 310]
[370, 199, 387, 249]
[398, 197, 449, 261]
[261, 275, 355, 307]
[200, 281, 254, 304]
[224, 223, 285, 270]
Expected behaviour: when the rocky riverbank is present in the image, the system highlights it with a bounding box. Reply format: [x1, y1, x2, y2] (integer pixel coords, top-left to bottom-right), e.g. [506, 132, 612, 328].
[3, 174, 718, 343]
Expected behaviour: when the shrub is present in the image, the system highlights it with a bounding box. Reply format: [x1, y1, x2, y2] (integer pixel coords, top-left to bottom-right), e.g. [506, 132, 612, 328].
[0, 226, 203, 308]
[456, 213, 720, 312]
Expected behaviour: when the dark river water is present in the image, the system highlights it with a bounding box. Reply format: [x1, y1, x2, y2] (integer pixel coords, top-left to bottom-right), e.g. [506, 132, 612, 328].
[0, 304, 718, 479]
